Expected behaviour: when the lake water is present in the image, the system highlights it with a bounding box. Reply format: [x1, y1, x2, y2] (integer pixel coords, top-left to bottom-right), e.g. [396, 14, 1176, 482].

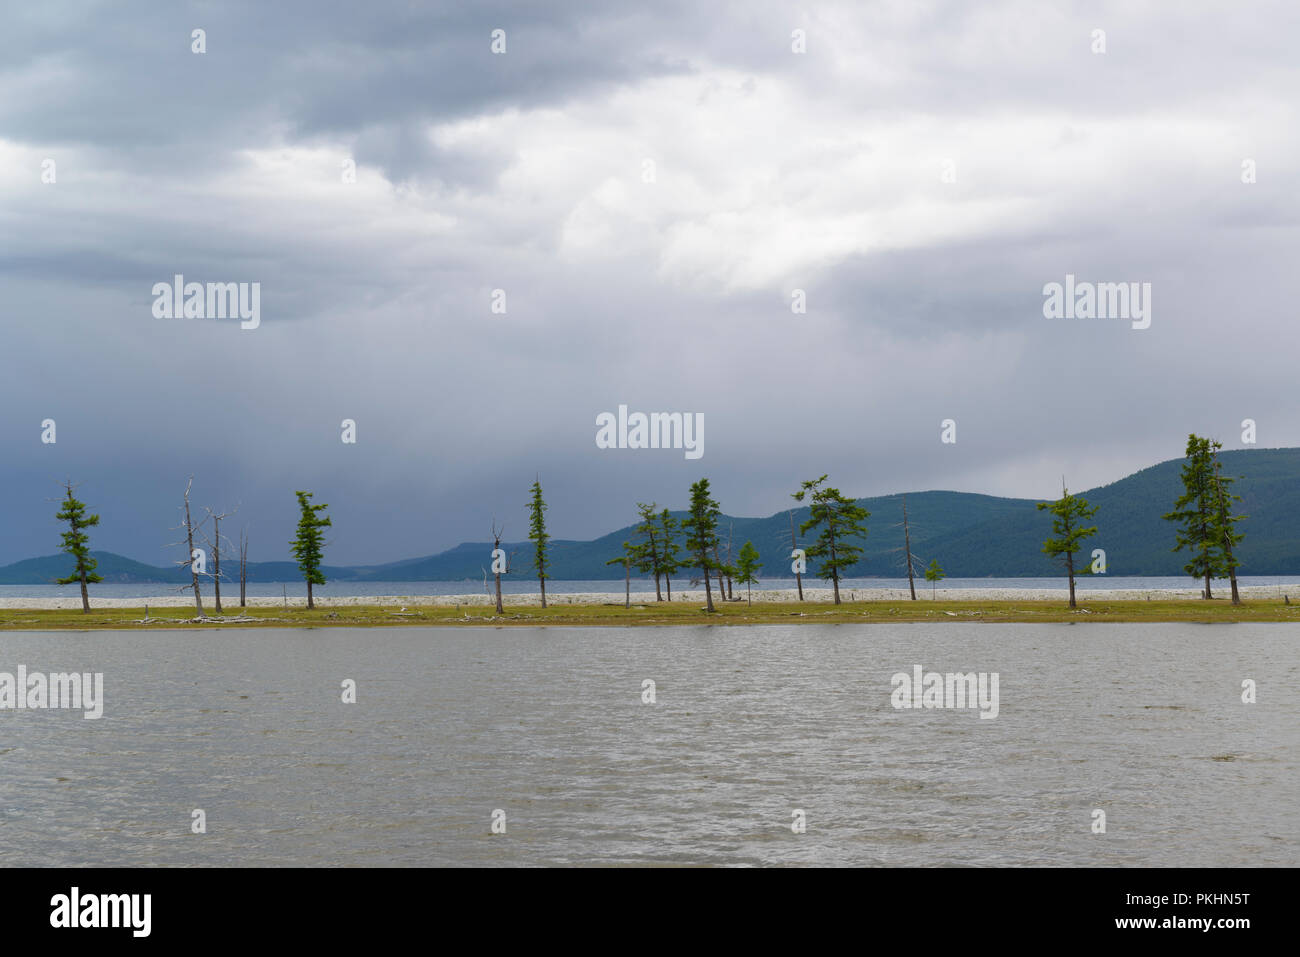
[3, 574, 1298, 602]
[1, 623, 1295, 866]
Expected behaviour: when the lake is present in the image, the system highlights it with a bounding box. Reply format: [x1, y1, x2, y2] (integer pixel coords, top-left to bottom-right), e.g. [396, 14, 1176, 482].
[0, 623, 1294, 866]
[4, 574, 1300, 601]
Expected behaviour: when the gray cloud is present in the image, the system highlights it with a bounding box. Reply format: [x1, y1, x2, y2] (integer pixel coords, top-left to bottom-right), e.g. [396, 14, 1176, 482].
[2, 0, 1298, 567]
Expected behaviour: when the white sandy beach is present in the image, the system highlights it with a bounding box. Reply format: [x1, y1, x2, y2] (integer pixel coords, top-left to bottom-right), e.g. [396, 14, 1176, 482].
[4, 584, 1298, 610]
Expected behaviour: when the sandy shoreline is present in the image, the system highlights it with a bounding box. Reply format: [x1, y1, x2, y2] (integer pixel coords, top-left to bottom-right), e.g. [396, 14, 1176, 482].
[4, 584, 1297, 610]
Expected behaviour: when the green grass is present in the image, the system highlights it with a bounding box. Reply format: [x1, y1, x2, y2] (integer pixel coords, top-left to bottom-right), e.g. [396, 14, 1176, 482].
[3, 598, 1300, 630]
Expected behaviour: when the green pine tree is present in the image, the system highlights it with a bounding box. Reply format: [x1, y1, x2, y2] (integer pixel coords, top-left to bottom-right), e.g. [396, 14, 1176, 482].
[1209, 442, 1246, 605]
[735, 541, 762, 605]
[290, 490, 332, 610]
[1037, 483, 1099, 609]
[527, 478, 550, 608]
[54, 482, 103, 614]
[682, 478, 721, 612]
[1163, 435, 1226, 599]
[793, 475, 869, 605]
[606, 542, 635, 608]
[924, 559, 945, 599]
[629, 502, 671, 601]
[656, 508, 683, 601]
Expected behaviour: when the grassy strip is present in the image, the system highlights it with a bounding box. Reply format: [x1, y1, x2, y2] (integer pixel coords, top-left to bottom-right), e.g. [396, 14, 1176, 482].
[2, 598, 1300, 630]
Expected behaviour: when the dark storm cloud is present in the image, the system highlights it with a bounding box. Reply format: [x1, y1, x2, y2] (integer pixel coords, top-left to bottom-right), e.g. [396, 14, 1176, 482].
[2, 0, 1298, 567]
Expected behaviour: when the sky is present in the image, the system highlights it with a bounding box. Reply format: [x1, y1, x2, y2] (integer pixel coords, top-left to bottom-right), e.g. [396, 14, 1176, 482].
[2, 0, 1298, 566]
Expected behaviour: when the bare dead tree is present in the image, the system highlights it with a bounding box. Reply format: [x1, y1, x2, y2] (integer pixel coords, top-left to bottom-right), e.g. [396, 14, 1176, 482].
[491, 520, 506, 614]
[889, 495, 927, 600]
[713, 527, 730, 600]
[790, 510, 803, 601]
[902, 495, 917, 600]
[210, 512, 224, 615]
[201, 504, 239, 615]
[725, 522, 735, 600]
[166, 477, 208, 616]
[239, 527, 249, 608]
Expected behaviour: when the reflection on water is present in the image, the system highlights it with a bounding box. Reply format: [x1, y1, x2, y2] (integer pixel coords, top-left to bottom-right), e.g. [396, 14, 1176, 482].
[0, 624, 1295, 866]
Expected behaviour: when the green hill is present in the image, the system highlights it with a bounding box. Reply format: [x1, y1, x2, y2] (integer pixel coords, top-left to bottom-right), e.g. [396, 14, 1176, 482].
[0, 551, 354, 586]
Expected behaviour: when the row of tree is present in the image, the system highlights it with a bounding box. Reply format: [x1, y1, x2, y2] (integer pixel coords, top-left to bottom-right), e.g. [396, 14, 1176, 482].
[523, 474, 944, 610]
[521, 474, 875, 611]
[523, 433, 1246, 611]
[1037, 434, 1245, 608]
[53, 480, 331, 615]
[50, 432, 1247, 614]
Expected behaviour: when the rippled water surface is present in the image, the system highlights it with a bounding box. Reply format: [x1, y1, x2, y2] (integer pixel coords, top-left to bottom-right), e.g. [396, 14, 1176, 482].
[1, 624, 1295, 866]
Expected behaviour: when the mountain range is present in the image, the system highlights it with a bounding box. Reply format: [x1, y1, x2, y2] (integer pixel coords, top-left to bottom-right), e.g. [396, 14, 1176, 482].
[3, 448, 1298, 584]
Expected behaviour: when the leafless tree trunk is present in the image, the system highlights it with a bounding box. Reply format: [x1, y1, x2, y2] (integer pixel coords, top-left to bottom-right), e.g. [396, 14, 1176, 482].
[725, 523, 734, 600]
[169, 477, 205, 616]
[239, 529, 248, 608]
[492, 521, 505, 614]
[903, 495, 917, 601]
[186, 490, 201, 613]
[790, 511, 803, 601]
[212, 514, 223, 614]
[201, 505, 238, 616]
[713, 543, 726, 600]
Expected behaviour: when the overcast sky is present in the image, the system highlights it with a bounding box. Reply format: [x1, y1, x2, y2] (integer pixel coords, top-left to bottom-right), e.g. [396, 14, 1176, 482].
[2, 0, 1298, 566]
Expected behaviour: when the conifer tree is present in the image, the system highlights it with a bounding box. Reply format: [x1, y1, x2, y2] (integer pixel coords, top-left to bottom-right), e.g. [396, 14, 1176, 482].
[606, 543, 634, 608]
[1209, 442, 1246, 605]
[794, 474, 869, 605]
[682, 478, 721, 612]
[290, 490, 332, 610]
[527, 479, 550, 608]
[656, 508, 683, 601]
[629, 502, 669, 601]
[924, 559, 945, 599]
[1037, 483, 1098, 609]
[735, 541, 762, 605]
[1163, 435, 1224, 599]
[54, 482, 103, 614]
